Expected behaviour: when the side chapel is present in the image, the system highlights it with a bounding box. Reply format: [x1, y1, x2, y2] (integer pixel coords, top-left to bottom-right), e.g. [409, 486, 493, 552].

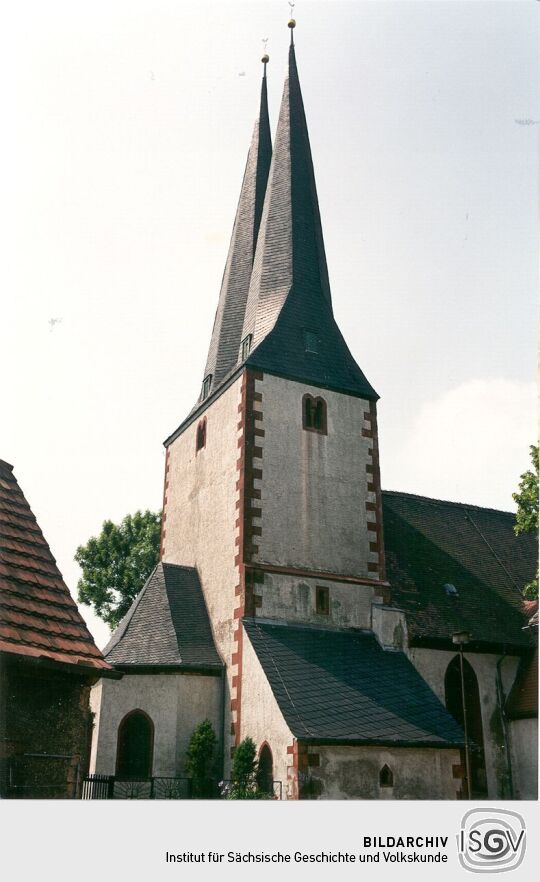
[89, 23, 538, 800]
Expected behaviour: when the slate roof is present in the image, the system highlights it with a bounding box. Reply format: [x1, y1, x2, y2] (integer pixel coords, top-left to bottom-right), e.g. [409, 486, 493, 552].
[0, 459, 110, 672]
[243, 44, 377, 400]
[104, 562, 222, 671]
[382, 491, 537, 652]
[166, 43, 377, 447]
[202, 66, 272, 398]
[243, 618, 464, 747]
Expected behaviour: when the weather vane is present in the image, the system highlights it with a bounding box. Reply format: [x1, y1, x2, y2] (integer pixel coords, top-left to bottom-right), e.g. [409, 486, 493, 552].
[262, 37, 269, 65]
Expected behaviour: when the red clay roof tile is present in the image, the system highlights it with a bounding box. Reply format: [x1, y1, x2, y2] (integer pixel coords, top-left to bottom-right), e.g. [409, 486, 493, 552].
[0, 459, 111, 672]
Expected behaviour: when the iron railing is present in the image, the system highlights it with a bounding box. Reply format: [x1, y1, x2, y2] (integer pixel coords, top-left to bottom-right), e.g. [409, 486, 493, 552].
[82, 774, 283, 800]
[82, 774, 192, 800]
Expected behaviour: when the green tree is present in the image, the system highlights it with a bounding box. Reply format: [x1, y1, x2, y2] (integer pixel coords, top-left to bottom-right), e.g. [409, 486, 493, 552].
[76, 510, 161, 627]
[186, 720, 218, 798]
[227, 737, 266, 799]
[513, 445, 539, 599]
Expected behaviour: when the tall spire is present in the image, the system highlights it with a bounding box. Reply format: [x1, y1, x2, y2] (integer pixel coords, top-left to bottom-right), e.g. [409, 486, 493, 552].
[202, 57, 272, 397]
[241, 34, 377, 400]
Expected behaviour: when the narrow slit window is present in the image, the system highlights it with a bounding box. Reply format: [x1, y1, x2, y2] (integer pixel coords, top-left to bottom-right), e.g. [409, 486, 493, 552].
[202, 374, 212, 400]
[315, 586, 330, 615]
[379, 765, 393, 788]
[196, 419, 206, 453]
[304, 330, 318, 354]
[241, 334, 252, 361]
[303, 394, 327, 435]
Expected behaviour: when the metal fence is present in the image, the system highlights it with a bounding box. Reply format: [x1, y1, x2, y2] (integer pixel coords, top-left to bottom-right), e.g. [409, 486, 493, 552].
[82, 774, 192, 800]
[82, 774, 283, 800]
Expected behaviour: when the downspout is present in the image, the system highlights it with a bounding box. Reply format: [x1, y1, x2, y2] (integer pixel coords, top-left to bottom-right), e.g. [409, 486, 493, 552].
[219, 666, 226, 781]
[496, 652, 514, 799]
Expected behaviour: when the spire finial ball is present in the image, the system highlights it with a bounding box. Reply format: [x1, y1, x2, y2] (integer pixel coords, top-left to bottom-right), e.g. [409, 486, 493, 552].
[288, 18, 296, 29]
[262, 53, 269, 64]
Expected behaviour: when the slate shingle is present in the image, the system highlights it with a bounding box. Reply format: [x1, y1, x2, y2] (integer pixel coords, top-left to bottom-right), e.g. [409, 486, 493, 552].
[243, 44, 377, 400]
[243, 618, 464, 746]
[382, 491, 537, 651]
[201, 68, 272, 398]
[104, 562, 222, 671]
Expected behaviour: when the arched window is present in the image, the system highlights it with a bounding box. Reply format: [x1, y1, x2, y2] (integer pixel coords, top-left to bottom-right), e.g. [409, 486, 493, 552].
[379, 764, 393, 788]
[196, 418, 206, 453]
[445, 656, 487, 798]
[257, 743, 274, 795]
[302, 394, 327, 435]
[116, 710, 154, 780]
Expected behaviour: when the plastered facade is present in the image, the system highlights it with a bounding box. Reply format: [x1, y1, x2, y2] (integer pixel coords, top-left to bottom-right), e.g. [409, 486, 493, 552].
[408, 647, 520, 798]
[508, 718, 538, 799]
[255, 571, 375, 629]
[303, 744, 461, 800]
[240, 629, 295, 798]
[162, 377, 242, 766]
[251, 374, 382, 580]
[89, 673, 221, 777]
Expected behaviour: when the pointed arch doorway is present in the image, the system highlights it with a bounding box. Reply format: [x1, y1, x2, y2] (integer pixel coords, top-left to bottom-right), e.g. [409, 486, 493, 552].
[445, 656, 487, 798]
[116, 710, 154, 780]
[257, 743, 274, 796]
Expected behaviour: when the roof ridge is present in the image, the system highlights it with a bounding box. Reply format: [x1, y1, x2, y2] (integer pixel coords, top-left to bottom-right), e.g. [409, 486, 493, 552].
[201, 64, 272, 399]
[161, 562, 198, 573]
[382, 489, 516, 517]
[103, 562, 159, 657]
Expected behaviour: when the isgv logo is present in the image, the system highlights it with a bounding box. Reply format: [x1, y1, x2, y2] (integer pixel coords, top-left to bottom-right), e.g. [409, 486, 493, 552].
[458, 808, 526, 873]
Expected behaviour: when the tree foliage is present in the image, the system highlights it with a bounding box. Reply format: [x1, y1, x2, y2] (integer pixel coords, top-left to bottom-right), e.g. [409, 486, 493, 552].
[227, 737, 262, 799]
[186, 719, 218, 799]
[75, 510, 161, 627]
[513, 445, 539, 599]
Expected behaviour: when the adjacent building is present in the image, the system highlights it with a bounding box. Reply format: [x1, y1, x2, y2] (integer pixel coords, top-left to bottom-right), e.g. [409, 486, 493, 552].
[0, 459, 116, 798]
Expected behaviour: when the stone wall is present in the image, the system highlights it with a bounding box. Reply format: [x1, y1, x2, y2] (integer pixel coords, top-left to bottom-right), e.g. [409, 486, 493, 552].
[90, 672, 221, 778]
[240, 628, 294, 798]
[162, 376, 242, 768]
[302, 744, 460, 800]
[255, 571, 375, 629]
[508, 717, 538, 800]
[252, 375, 383, 581]
[1, 661, 92, 798]
[408, 647, 520, 798]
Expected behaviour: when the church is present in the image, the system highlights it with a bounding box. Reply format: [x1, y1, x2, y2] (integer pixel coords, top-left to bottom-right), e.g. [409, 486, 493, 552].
[89, 24, 538, 800]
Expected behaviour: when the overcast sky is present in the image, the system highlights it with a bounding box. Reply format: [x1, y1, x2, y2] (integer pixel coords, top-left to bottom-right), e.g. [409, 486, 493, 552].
[1, 0, 537, 648]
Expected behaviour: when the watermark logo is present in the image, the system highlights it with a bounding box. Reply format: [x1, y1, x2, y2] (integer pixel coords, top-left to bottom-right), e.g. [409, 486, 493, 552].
[458, 808, 526, 873]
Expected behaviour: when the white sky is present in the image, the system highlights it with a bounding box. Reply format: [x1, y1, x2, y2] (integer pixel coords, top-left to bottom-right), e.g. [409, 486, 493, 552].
[0, 1, 538, 649]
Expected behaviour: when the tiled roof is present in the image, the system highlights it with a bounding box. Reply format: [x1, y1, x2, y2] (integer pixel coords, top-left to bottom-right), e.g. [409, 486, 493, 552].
[243, 44, 377, 400]
[383, 491, 537, 651]
[202, 67, 272, 398]
[104, 562, 222, 671]
[243, 618, 464, 747]
[0, 459, 110, 671]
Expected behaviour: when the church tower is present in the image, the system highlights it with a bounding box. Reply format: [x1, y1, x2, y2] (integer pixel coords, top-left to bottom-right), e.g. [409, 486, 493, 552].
[91, 24, 468, 799]
[161, 32, 389, 772]
[91, 20, 538, 801]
